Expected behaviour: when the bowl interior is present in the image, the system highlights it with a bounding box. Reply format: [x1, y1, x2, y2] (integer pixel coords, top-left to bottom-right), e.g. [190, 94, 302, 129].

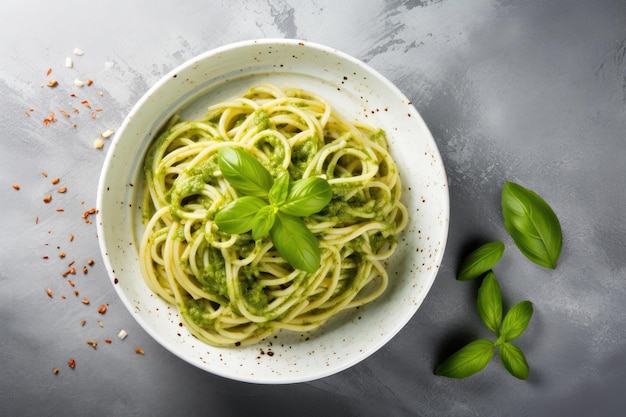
[97, 39, 449, 384]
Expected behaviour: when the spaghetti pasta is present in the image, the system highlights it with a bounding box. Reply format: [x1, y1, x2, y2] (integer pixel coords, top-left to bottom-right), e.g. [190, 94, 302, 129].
[139, 83, 408, 347]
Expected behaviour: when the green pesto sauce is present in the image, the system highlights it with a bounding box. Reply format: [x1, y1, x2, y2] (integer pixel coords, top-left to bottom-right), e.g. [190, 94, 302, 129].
[184, 298, 216, 326]
[289, 136, 318, 179]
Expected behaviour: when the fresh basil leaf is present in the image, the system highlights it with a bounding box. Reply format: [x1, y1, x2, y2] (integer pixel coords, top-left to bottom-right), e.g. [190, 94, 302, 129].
[500, 300, 533, 341]
[270, 212, 320, 273]
[251, 205, 276, 241]
[269, 171, 290, 206]
[501, 181, 562, 269]
[214, 196, 268, 234]
[218, 147, 273, 198]
[279, 176, 333, 217]
[477, 272, 503, 334]
[457, 241, 505, 281]
[435, 339, 495, 379]
[499, 341, 530, 380]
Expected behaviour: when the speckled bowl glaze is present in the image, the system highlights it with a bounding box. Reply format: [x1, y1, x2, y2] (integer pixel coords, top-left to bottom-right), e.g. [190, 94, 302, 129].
[96, 39, 449, 384]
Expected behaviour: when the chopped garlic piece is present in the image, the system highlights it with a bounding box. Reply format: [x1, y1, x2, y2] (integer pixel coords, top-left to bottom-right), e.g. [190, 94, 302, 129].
[100, 129, 114, 138]
[73, 48, 84, 56]
[118, 329, 128, 340]
[74, 79, 84, 87]
[65, 57, 73, 68]
[93, 139, 103, 149]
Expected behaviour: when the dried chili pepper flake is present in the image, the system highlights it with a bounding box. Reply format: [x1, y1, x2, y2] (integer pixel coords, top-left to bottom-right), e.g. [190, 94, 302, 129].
[61, 270, 71, 277]
[87, 259, 94, 266]
[43, 113, 57, 125]
[69, 267, 76, 275]
[36, 217, 39, 224]
[87, 340, 98, 349]
[68, 358, 76, 369]
[69, 234, 74, 242]
[56, 208, 64, 212]
[73, 290, 79, 296]
[61, 295, 67, 299]
[51, 177, 60, 185]
[67, 261, 75, 267]
[43, 195, 52, 203]
[42, 172, 48, 177]
[135, 348, 145, 355]
[73, 107, 79, 113]
[98, 304, 107, 314]
[57, 186, 67, 193]
[59, 109, 70, 118]
[24, 111, 30, 117]
[42, 255, 48, 259]
[46, 288, 53, 298]
[47, 80, 58, 87]
[104, 339, 112, 344]
[82, 266, 88, 275]
[86, 79, 93, 86]
[71, 122, 77, 128]
[81, 298, 90, 305]
[91, 111, 96, 119]
[80, 100, 91, 109]
[53, 367, 59, 375]
[46, 68, 52, 76]
[59, 251, 66, 258]
[80, 320, 86, 326]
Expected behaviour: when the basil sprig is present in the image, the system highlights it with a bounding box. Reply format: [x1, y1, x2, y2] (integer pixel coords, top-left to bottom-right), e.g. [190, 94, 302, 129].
[435, 272, 533, 380]
[214, 146, 332, 273]
[502, 181, 562, 269]
[437, 182, 562, 380]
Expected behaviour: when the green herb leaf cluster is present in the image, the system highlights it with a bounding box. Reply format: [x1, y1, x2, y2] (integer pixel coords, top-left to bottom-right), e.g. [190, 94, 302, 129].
[436, 182, 562, 380]
[435, 271, 533, 380]
[214, 147, 332, 273]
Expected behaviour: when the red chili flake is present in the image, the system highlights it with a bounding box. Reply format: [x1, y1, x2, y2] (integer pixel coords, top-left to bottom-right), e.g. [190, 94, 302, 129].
[104, 339, 112, 344]
[69, 234, 74, 242]
[73, 290, 79, 296]
[46, 288, 53, 298]
[42, 172, 48, 178]
[69, 267, 76, 275]
[68, 279, 75, 287]
[46, 68, 52, 76]
[68, 358, 75, 369]
[91, 111, 96, 119]
[42, 255, 48, 259]
[59, 251, 66, 258]
[56, 208, 64, 212]
[43, 112, 57, 125]
[12, 184, 20, 190]
[53, 367, 59, 375]
[61, 295, 67, 299]
[80, 100, 92, 109]
[82, 266, 88, 275]
[43, 195, 52, 203]
[87, 259, 94, 266]
[86, 79, 93, 86]
[61, 270, 71, 277]
[98, 304, 107, 314]
[51, 177, 60, 185]
[73, 108, 79, 113]
[80, 320, 86, 326]
[47, 80, 58, 87]
[81, 298, 90, 305]
[59, 109, 70, 118]
[135, 348, 145, 355]
[87, 340, 98, 350]
[57, 186, 67, 193]
[35, 217, 39, 224]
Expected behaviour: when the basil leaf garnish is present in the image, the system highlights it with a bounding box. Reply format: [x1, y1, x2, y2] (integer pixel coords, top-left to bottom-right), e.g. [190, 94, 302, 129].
[269, 171, 290, 206]
[500, 300, 533, 341]
[251, 205, 276, 241]
[476, 272, 503, 334]
[270, 212, 320, 273]
[501, 181, 562, 269]
[435, 339, 495, 379]
[499, 342, 530, 380]
[214, 196, 268, 235]
[217, 147, 273, 198]
[280, 176, 333, 217]
[457, 241, 505, 281]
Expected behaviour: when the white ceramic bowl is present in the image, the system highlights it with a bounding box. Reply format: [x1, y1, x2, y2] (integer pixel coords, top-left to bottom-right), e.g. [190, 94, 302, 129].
[96, 39, 449, 384]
